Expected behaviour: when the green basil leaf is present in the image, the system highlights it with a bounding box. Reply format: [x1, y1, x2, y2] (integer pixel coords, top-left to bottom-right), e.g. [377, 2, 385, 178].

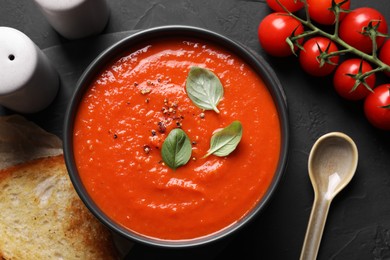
[161, 128, 192, 170]
[185, 66, 224, 113]
[204, 121, 243, 158]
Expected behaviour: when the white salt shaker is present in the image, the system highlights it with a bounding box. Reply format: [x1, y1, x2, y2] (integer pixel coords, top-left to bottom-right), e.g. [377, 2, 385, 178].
[33, 0, 110, 40]
[0, 27, 59, 113]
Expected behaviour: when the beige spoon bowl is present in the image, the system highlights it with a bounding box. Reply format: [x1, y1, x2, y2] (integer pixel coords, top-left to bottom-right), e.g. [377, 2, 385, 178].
[300, 132, 358, 260]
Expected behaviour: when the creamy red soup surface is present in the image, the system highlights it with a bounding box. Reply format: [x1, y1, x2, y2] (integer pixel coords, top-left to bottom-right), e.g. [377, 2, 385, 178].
[73, 37, 281, 240]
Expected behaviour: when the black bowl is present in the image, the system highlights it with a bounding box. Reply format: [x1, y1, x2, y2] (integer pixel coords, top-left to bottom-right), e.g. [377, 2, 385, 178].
[63, 25, 289, 248]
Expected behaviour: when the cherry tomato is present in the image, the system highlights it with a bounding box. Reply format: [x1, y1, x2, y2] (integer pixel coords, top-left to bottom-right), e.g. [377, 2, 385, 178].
[266, 0, 304, 13]
[307, 0, 351, 25]
[379, 40, 390, 77]
[333, 59, 376, 101]
[299, 37, 339, 77]
[364, 84, 390, 130]
[258, 12, 304, 57]
[339, 7, 388, 54]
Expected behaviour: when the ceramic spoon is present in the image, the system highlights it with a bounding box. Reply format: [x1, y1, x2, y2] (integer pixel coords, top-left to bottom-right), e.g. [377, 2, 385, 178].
[300, 132, 358, 260]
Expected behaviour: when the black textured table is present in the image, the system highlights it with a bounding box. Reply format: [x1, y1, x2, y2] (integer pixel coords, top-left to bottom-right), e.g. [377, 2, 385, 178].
[1, 1, 390, 259]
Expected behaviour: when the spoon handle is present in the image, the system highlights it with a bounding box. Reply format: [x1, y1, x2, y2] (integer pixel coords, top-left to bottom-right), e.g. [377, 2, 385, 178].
[300, 196, 331, 260]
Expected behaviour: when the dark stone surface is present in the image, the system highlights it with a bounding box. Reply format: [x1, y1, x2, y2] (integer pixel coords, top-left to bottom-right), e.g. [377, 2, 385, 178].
[1, 0, 390, 259]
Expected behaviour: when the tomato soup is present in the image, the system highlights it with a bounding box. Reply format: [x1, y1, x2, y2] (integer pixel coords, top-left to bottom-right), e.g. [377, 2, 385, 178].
[73, 37, 281, 240]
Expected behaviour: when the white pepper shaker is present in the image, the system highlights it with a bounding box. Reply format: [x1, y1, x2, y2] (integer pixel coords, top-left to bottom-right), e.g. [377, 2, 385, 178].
[0, 27, 59, 113]
[33, 0, 110, 40]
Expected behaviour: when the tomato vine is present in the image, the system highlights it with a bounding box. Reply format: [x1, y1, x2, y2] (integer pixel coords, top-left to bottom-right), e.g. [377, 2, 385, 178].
[279, 0, 390, 77]
[259, 0, 390, 130]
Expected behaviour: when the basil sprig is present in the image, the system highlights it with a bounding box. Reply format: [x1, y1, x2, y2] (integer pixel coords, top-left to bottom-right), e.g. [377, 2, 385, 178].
[204, 121, 243, 158]
[185, 66, 224, 113]
[161, 128, 192, 170]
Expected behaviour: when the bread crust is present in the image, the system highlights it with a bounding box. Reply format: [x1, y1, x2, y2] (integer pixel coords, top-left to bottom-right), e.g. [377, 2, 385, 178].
[0, 155, 120, 260]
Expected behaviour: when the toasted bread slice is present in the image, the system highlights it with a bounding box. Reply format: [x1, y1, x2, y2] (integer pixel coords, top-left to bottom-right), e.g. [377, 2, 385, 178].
[0, 155, 119, 260]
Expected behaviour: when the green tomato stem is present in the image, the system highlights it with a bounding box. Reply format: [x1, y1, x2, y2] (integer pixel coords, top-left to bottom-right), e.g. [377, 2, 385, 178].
[371, 32, 378, 59]
[303, 0, 311, 24]
[363, 66, 386, 77]
[333, 4, 341, 37]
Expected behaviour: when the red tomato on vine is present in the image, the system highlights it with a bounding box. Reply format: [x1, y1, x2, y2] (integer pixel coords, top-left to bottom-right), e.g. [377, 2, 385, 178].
[299, 37, 339, 77]
[307, 0, 351, 25]
[266, 0, 304, 13]
[258, 12, 304, 57]
[339, 7, 388, 54]
[333, 59, 376, 101]
[364, 84, 390, 130]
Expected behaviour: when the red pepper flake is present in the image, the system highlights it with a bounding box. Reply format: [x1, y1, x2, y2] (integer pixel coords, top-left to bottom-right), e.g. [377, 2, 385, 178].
[162, 107, 168, 114]
[147, 80, 154, 86]
[157, 122, 166, 133]
[108, 130, 118, 139]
